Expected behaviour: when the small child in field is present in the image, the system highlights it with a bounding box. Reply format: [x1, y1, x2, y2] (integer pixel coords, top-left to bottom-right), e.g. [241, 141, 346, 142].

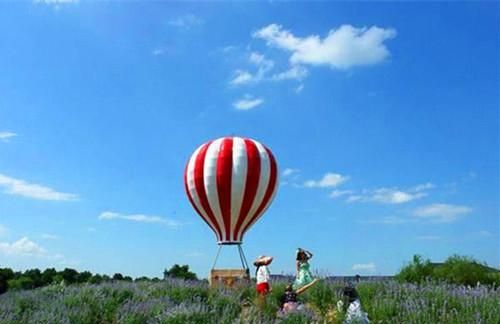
[280, 284, 299, 313]
[254, 255, 273, 296]
[341, 282, 370, 324]
[278, 281, 318, 315]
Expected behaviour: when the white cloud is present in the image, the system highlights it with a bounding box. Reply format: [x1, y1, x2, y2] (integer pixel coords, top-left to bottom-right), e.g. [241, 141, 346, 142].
[345, 183, 434, 204]
[282, 168, 300, 177]
[295, 84, 304, 94]
[271, 65, 308, 81]
[346, 195, 362, 203]
[0, 173, 78, 201]
[304, 173, 349, 188]
[230, 70, 254, 85]
[352, 262, 376, 273]
[362, 216, 414, 225]
[411, 183, 435, 192]
[41, 233, 59, 240]
[416, 235, 442, 241]
[0, 132, 17, 142]
[369, 188, 427, 204]
[230, 51, 307, 86]
[230, 52, 274, 86]
[413, 203, 472, 223]
[168, 14, 203, 28]
[152, 47, 170, 56]
[87, 227, 96, 232]
[221, 45, 237, 53]
[99, 211, 180, 228]
[0, 237, 46, 256]
[330, 190, 353, 199]
[253, 24, 396, 69]
[233, 95, 264, 110]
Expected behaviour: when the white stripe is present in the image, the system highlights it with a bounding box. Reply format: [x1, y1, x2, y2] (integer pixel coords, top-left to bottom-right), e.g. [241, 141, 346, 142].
[203, 138, 226, 241]
[236, 140, 270, 240]
[230, 137, 247, 242]
[186, 144, 221, 241]
[241, 164, 278, 238]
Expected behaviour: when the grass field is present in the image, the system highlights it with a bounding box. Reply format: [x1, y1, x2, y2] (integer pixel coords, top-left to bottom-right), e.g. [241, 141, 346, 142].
[0, 277, 499, 323]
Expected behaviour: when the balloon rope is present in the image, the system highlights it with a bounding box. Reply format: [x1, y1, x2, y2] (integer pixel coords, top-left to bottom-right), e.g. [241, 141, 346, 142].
[238, 244, 249, 270]
[211, 245, 223, 270]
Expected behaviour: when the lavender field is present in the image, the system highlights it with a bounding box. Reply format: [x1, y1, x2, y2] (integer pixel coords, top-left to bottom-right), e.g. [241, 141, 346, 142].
[0, 278, 498, 324]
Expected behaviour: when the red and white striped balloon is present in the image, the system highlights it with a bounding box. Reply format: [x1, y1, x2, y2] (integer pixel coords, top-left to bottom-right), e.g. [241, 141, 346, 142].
[184, 137, 279, 244]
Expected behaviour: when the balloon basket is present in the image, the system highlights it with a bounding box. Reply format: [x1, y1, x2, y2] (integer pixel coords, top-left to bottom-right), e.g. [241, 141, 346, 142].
[209, 268, 250, 288]
[208, 243, 251, 288]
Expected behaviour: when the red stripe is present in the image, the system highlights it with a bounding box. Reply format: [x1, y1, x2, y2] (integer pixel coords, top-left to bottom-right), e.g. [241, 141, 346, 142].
[193, 142, 223, 241]
[184, 163, 219, 240]
[232, 139, 261, 241]
[240, 146, 277, 238]
[216, 137, 233, 242]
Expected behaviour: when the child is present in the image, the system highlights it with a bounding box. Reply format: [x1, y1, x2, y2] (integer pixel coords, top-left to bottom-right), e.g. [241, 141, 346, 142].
[254, 255, 273, 296]
[279, 281, 316, 315]
[342, 282, 370, 324]
[280, 284, 298, 312]
[293, 248, 317, 290]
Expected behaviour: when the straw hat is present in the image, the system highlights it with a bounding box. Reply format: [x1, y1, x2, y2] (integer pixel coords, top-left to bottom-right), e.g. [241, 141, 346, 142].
[254, 255, 273, 266]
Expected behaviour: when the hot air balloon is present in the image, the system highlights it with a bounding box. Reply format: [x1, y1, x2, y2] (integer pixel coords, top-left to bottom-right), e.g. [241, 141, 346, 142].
[184, 136, 279, 286]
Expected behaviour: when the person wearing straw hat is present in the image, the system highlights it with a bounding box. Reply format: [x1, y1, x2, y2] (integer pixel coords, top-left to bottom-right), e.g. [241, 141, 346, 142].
[254, 255, 273, 296]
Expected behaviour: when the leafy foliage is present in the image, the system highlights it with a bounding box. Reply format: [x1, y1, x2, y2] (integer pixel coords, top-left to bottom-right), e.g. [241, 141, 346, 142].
[396, 254, 500, 286]
[396, 254, 434, 284]
[163, 264, 197, 281]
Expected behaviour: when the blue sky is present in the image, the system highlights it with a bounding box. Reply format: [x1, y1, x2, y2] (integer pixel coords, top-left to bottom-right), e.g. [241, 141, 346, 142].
[0, 1, 498, 278]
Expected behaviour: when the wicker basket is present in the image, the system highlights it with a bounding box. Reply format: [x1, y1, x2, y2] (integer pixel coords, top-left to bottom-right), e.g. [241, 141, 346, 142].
[209, 269, 251, 288]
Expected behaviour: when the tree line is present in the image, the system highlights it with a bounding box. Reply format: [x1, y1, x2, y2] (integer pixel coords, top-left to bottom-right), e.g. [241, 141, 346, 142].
[396, 254, 500, 286]
[0, 264, 197, 295]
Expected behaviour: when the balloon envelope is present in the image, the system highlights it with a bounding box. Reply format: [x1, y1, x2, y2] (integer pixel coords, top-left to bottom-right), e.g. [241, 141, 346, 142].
[184, 137, 279, 244]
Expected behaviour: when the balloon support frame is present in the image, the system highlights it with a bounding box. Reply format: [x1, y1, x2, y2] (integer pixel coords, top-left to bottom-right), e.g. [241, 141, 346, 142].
[209, 243, 251, 288]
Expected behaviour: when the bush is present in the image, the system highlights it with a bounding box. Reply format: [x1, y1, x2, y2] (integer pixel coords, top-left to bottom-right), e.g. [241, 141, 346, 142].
[0, 268, 15, 294]
[433, 255, 498, 286]
[396, 255, 434, 284]
[7, 276, 35, 290]
[164, 264, 197, 281]
[397, 254, 499, 286]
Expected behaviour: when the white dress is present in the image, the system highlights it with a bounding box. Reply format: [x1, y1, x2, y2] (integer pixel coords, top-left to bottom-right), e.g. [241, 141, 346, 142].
[344, 299, 370, 324]
[256, 265, 270, 284]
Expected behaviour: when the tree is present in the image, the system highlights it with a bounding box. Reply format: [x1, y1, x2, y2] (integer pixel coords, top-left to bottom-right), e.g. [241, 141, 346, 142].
[78, 271, 93, 283]
[397, 254, 499, 286]
[90, 274, 103, 284]
[41, 268, 57, 286]
[396, 255, 433, 284]
[0, 268, 15, 294]
[24, 269, 43, 288]
[163, 264, 197, 280]
[61, 268, 79, 284]
[433, 255, 496, 286]
[113, 273, 124, 281]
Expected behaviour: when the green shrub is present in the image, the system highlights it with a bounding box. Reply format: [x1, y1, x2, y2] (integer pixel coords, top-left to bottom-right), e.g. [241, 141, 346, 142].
[8, 277, 35, 291]
[396, 255, 434, 284]
[433, 255, 498, 286]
